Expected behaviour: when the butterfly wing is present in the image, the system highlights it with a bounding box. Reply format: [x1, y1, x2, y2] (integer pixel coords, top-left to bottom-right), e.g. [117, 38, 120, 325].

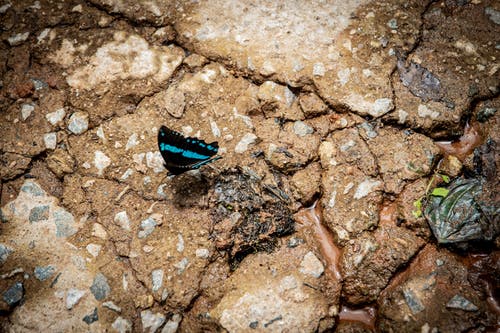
[158, 125, 220, 175]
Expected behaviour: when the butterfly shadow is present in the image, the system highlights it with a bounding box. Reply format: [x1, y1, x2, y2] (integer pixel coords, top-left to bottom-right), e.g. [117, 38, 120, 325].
[167, 171, 216, 209]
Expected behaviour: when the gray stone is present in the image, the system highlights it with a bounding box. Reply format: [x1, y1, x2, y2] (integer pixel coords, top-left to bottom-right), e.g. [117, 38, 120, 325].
[66, 288, 86, 309]
[83, 307, 98, 324]
[21, 103, 35, 120]
[161, 314, 182, 333]
[90, 273, 111, 300]
[34, 265, 56, 281]
[20, 181, 45, 196]
[0, 244, 13, 264]
[299, 251, 324, 278]
[53, 209, 76, 237]
[293, 121, 314, 137]
[44, 132, 57, 150]
[2, 282, 24, 307]
[138, 217, 157, 238]
[446, 294, 478, 312]
[46, 108, 66, 125]
[102, 301, 121, 313]
[67, 112, 89, 135]
[112, 317, 132, 333]
[141, 310, 166, 333]
[29, 205, 50, 223]
[151, 269, 164, 292]
[403, 288, 425, 314]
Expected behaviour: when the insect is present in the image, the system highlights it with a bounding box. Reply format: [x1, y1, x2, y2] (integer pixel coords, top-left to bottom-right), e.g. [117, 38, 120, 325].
[158, 125, 222, 176]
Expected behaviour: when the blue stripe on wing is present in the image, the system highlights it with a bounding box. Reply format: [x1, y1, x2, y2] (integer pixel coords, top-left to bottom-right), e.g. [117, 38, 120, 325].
[159, 143, 211, 160]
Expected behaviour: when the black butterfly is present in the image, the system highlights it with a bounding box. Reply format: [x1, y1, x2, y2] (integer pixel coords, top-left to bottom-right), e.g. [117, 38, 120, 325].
[158, 125, 222, 175]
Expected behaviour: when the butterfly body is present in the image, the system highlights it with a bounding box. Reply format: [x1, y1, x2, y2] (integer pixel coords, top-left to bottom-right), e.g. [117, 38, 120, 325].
[158, 125, 221, 175]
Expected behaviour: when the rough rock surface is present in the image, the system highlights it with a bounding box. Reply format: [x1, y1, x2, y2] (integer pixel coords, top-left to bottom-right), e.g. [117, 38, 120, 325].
[0, 0, 498, 332]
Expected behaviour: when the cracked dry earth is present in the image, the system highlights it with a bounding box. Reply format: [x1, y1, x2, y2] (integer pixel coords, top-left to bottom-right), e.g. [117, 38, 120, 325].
[0, 0, 499, 332]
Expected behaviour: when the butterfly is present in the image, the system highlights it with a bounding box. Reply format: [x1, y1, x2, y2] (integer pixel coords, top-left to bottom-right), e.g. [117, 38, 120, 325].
[158, 125, 222, 175]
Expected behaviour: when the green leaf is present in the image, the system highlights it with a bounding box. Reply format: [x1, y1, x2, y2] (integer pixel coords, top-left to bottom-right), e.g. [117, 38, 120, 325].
[412, 209, 422, 218]
[431, 187, 449, 197]
[441, 175, 451, 183]
[413, 199, 422, 209]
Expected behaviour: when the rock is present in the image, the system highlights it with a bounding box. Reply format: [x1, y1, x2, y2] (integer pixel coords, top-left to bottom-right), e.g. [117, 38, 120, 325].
[151, 269, 164, 292]
[2, 282, 24, 307]
[46, 108, 66, 125]
[46, 149, 76, 178]
[112, 317, 132, 333]
[293, 120, 314, 137]
[93, 150, 111, 176]
[43, 132, 57, 150]
[66, 288, 86, 309]
[90, 273, 111, 301]
[21, 103, 35, 120]
[378, 245, 495, 332]
[234, 133, 257, 153]
[0, 244, 13, 264]
[299, 252, 324, 278]
[34, 265, 56, 281]
[29, 205, 50, 222]
[67, 112, 89, 135]
[161, 314, 182, 333]
[141, 310, 166, 333]
[82, 307, 98, 324]
[8, 32, 30, 46]
[298, 93, 328, 118]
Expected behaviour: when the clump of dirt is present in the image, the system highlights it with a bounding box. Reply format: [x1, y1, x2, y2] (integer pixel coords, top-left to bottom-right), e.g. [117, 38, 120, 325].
[209, 169, 295, 268]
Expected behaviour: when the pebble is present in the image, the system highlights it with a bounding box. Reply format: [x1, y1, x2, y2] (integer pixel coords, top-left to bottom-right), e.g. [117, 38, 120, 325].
[235, 133, 257, 153]
[176, 234, 184, 253]
[0, 244, 13, 264]
[313, 62, 326, 77]
[354, 178, 382, 199]
[86, 243, 102, 257]
[34, 265, 56, 281]
[92, 223, 108, 239]
[66, 288, 86, 309]
[21, 104, 35, 120]
[173, 258, 189, 273]
[138, 217, 157, 238]
[370, 98, 393, 117]
[161, 314, 182, 333]
[145, 152, 165, 173]
[28, 205, 50, 222]
[94, 150, 111, 176]
[44, 132, 57, 150]
[46, 108, 66, 125]
[125, 133, 138, 150]
[293, 121, 314, 137]
[114, 211, 131, 232]
[67, 112, 89, 134]
[403, 288, 425, 314]
[53, 208, 76, 238]
[299, 251, 324, 278]
[446, 294, 478, 311]
[141, 310, 166, 333]
[21, 180, 45, 196]
[195, 248, 209, 259]
[120, 168, 134, 181]
[152, 269, 164, 292]
[90, 273, 111, 301]
[8, 32, 30, 46]
[2, 282, 24, 307]
[112, 317, 132, 333]
[102, 301, 122, 313]
[83, 307, 98, 324]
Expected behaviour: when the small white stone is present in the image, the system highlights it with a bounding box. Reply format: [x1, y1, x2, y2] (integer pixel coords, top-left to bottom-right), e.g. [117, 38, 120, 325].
[299, 251, 324, 278]
[103, 301, 122, 313]
[0, 3, 11, 14]
[145, 151, 165, 173]
[44, 132, 57, 150]
[195, 248, 209, 259]
[418, 104, 440, 119]
[176, 234, 184, 253]
[313, 63, 326, 77]
[234, 133, 257, 153]
[141, 310, 166, 333]
[68, 112, 89, 134]
[46, 108, 66, 125]
[71, 4, 83, 12]
[354, 178, 382, 199]
[37, 28, 50, 43]
[161, 314, 182, 333]
[210, 118, 220, 137]
[152, 269, 164, 292]
[92, 223, 108, 239]
[96, 126, 106, 142]
[293, 121, 314, 137]
[112, 317, 132, 333]
[21, 104, 35, 120]
[8, 32, 30, 46]
[120, 168, 134, 180]
[86, 243, 102, 257]
[66, 288, 86, 310]
[125, 133, 138, 150]
[114, 211, 131, 231]
[370, 98, 393, 117]
[94, 150, 111, 176]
